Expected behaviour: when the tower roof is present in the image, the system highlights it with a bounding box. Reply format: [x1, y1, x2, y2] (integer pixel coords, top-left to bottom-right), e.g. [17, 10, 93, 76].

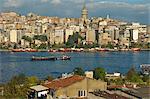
[82, 2, 87, 10]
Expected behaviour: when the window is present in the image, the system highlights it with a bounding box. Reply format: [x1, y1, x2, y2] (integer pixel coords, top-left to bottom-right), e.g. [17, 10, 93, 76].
[78, 90, 86, 97]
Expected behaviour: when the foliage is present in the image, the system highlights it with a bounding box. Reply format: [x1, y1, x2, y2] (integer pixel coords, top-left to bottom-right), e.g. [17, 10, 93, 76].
[126, 66, 143, 83]
[66, 32, 83, 47]
[3, 74, 29, 98]
[93, 67, 106, 80]
[22, 35, 32, 42]
[106, 42, 114, 49]
[27, 76, 39, 86]
[3, 74, 40, 98]
[73, 67, 85, 76]
[33, 35, 47, 42]
[142, 75, 150, 85]
[37, 43, 47, 49]
[45, 75, 54, 81]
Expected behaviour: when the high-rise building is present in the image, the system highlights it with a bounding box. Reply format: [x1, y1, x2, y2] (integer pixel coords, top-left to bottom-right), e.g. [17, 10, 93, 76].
[81, 3, 88, 20]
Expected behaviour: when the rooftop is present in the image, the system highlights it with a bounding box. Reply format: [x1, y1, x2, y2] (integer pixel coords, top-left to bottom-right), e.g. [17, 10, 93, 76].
[30, 85, 49, 92]
[43, 75, 85, 90]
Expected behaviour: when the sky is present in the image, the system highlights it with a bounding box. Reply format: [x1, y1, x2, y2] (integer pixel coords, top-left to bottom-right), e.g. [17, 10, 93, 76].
[0, 0, 149, 24]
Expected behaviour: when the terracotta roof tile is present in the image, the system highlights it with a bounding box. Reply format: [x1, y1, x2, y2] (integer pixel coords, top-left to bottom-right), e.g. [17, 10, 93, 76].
[43, 75, 85, 90]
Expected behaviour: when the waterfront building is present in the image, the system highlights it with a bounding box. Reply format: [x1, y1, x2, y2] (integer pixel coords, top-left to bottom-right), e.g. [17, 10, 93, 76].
[54, 27, 64, 44]
[65, 28, 74, 43]
[99, 32, 111, 45]
[9, 30, 17, 43]
[129, 29, 139, 42]
[86, 29, 96, 44]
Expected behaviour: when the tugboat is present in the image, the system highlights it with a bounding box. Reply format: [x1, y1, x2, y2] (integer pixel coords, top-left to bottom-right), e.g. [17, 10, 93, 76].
[31, 56, 57, 61]
[58, 55, 71, 60]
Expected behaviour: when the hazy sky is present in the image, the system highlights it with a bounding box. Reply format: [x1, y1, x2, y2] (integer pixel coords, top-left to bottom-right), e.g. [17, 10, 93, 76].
[0, 0, 149, 24]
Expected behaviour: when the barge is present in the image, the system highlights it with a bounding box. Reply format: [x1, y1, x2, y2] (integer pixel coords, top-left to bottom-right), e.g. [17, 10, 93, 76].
[31, 56, 57, 61]
[31, 55, 71, 61]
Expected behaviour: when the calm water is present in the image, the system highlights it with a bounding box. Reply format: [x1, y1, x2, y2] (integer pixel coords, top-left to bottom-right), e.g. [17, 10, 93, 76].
[0, 51, 149, 83]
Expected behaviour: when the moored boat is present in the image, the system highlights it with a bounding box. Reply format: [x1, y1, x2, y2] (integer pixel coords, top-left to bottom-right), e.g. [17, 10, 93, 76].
[48, 49, 58, 52]
[12, 49, 25, 52]
[131, 48, 141, 51]
[26, 48, 38, 52]
[97, 48, 109, 52]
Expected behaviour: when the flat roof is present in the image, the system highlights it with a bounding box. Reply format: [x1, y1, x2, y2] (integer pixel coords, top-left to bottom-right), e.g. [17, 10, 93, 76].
[30, 85, 49, 92]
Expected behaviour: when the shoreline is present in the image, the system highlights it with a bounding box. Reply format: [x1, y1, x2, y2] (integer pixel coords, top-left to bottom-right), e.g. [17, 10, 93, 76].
[0, 48, 149, 52]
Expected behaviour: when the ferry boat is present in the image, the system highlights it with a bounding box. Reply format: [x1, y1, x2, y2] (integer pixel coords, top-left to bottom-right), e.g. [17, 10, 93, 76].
[140, 64, 150, 75]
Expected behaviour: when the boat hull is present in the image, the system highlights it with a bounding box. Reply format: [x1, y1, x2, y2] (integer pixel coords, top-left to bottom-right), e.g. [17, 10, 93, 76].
[31, 57, 57, 61]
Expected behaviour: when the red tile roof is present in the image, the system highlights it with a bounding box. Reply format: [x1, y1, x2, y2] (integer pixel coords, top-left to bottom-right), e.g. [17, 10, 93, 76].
[43, 75, 85, 90]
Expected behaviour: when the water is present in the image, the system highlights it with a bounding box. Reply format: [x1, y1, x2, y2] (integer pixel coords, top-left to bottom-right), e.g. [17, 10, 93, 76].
[0, 51, 149, 83]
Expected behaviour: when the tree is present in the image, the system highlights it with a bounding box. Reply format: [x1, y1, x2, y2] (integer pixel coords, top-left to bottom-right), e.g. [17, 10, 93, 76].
[27, 76, 39, 86]
[45, 75, 54, 81]
[73, 67, 85, 76]
[106, 42, 114, 49]
[33, 35, 47, 42]
[66, 32, 84, 48]
[93, 67, 106, 80]
[3, 74, 29, 98]
[126, 66, 142, 83]
[22, 35, 32, 42]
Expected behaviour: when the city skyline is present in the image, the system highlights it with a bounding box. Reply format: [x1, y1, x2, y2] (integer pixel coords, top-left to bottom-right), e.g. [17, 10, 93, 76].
[0, 0, 149, 25]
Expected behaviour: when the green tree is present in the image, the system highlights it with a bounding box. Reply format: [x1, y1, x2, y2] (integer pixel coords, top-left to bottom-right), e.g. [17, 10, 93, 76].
[66, 32, 84, 47]
[3, 74, 29, 98]
[22, 35, 32, 42]
[93, 67, 106, 80]
[106, 42, 114, 49]
[142, 75, 150, 85]
[38, 43, 47, 49]
[73, 67, 85, 76]
[126, 66, 142, 83]
[45, 75, 54, 81]
[33, 35, 47, 42]
[27, 76, 39, 86]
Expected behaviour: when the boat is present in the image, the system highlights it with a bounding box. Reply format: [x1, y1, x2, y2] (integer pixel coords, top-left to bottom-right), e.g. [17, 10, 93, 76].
[31, 56, 57, 61]
[57, 55, 71, 60]
[48, 49, 58, 52]
[131, 48, 141, 51]
[12, 49, 25, 52]
[97, 48, 109, 52]
[26, 48, 38, 52]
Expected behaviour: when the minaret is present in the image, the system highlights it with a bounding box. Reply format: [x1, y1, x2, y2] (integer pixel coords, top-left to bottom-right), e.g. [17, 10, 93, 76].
[81, 3, 88, 20]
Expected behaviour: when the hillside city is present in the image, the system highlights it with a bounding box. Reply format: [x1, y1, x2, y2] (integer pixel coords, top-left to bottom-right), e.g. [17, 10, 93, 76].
[0, 3, 150, 99]
[0, 4, 149, 51]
